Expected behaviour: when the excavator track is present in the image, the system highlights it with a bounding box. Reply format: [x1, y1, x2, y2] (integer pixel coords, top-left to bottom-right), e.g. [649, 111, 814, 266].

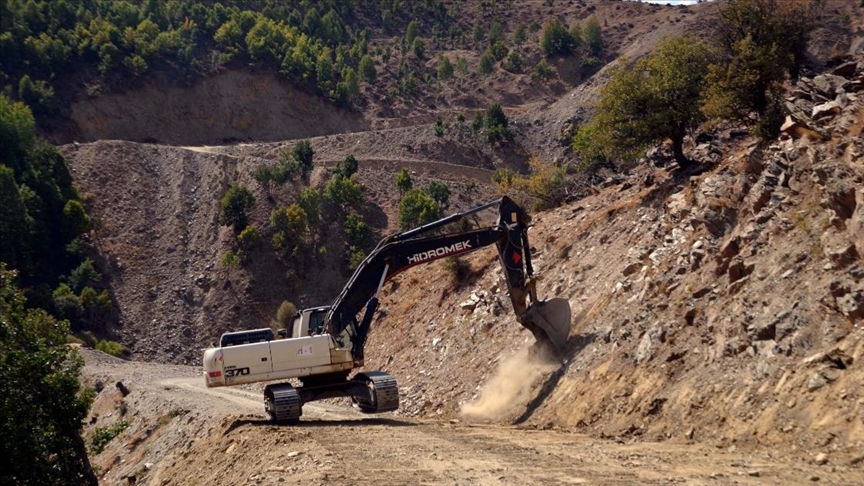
[264, 383, 302, 423]
[352, 371, 399, 413]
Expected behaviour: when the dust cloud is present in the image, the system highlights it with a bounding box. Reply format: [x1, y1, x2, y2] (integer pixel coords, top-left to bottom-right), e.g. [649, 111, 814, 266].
[460, 346, 558, 421]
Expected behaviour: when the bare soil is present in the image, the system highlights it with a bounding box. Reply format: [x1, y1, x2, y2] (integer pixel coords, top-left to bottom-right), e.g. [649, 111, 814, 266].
[82, 348, 863, 485]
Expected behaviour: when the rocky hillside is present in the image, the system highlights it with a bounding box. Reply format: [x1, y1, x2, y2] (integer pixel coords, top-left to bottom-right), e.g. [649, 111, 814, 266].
[361, 56, 864, 463]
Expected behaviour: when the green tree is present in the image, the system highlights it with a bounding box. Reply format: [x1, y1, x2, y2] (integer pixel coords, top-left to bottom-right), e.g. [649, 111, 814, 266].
[324, 174, 363, 211]
[399, 189, 441, 230]
[0, 265, 98, 486]
[253, 164, 275, 198]
[540, 19, 576, 57]
[411, 37, 425, 59]
[395, 168, 412, 196]
[0, 95, 36, 171]
[270, 204, 307, 254]
[291, 140, 314, 178]
[437, 55, 454, 80]
[298, 187, 322, 225]
[702, 0, 816, 140]
[237, 224, 260, 254]
[424, 181, 451, 209]
[344, 212, 373, 248]
[275, 300, 298, 330]
[512, 24, 527, 46]
[573, 36, 713, 169]
[478, 50, 495, 75]
[485, 103, 514, 145]
[358, 54, 376, 83]
[583, 16, 602, 56]
[337, 155, 358, 178]
[219, 184, 255, 234]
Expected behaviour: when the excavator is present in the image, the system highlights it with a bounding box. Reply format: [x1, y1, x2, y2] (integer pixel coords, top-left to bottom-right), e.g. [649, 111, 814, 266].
[202, 196, 571, 422]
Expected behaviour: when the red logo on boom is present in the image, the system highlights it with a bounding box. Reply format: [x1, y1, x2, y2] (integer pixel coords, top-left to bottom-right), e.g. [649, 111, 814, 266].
[512, 251, 521, 264]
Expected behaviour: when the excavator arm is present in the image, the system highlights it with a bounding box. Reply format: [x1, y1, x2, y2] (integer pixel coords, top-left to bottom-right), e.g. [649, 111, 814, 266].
[325, 196, 572, 360]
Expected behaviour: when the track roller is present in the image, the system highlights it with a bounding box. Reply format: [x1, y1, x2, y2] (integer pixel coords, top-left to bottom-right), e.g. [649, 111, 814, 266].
[352, 371, 399, 413]
[264, 383, 302, 423]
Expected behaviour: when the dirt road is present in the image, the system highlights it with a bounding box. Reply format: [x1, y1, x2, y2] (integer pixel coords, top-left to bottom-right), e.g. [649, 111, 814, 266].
[82, 350, 861, 485]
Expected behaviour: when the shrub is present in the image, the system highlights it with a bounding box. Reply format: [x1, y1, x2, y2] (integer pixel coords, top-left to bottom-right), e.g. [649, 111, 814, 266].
[90, 420, 129, 455]
[442, 256, 472, 284]
[359, 54, 376, 83]
[478, 50, 495, 75]
[291, 140, 314, 178]
[395, 168, 412, 196]
[219, 184, 255, 234]
[275, 300, 298, 330]
[540, 19, 577, 57]
[399, 189, 440, 230]
[485, 103, 514, 145]
[96, 340, 125, 357]
[583, 16, 603, 56]
[531, 59, 556, 81]
[237, 224, 260, 253]
[219, 250, 241, 267]
[437, 55, 454, 80]
[424, 181, 451, 209]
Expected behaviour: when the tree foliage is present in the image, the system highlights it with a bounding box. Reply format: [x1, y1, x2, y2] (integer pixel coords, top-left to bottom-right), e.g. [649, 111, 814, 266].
[1, 1, 455, 112]
[484, 103, 514, 145]
[291, 140, 314, 178]
[702, 0, 816, 140]
[0, 264, 98, 486]
[583, 16, 603, 56]
[573, 36, 713, 169]
[399, 189, 441, 231]
[395, 168, 413, 196]
[424, 181, 451, 209]
[540, 19, 577, 57]
[219, 184, 255, 234]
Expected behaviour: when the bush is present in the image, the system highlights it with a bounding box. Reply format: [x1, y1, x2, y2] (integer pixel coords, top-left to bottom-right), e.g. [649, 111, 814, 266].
[219, 250, 241, 267]
[442, 256, 472, 284]
[219, 184, 255, 234]
[485, 103, 514, 145]
[90, 420, 129, 455]
[478, 50, 495, 75]
[96, 340, 125, 357]
[399, 189, 440, 230]
[395, 168, 412, 196]
[437, 55, 454, 80]
[583, 16, 603, 56]
[275, 300, 298, 330]
[237, 224, 260, 253]
[291, 140, 314, 178]
[531, 59, 556, 81]
[540, 19, 577, 57]
[423, 181, 451, 209]
[359, 54, 376, 83]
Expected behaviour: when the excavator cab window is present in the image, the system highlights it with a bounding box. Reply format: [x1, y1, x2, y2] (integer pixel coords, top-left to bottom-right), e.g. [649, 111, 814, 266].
[308, 308, 328, 335]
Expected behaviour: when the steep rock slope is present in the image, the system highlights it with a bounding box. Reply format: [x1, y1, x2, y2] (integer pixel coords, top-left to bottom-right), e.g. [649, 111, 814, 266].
[362, 59, 864, 463]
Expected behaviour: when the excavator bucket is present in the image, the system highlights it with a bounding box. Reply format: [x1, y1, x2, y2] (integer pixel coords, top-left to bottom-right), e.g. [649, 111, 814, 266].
[522, 298, 572, 351]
